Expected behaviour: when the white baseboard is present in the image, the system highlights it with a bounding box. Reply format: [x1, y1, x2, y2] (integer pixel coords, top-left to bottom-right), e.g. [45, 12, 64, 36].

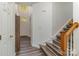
[32, 39, 52, 48]
[14, 52, 16, 56]
[32, 43, 40, 48]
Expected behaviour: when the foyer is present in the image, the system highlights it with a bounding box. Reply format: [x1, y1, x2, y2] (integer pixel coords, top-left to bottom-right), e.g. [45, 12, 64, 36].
[0, 2, 79, 56]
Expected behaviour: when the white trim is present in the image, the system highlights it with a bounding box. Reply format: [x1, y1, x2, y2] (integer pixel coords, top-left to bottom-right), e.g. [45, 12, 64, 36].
[32, 39, 52, 48]
[14, 52, 16, 56]
[32, 43, 40, 48]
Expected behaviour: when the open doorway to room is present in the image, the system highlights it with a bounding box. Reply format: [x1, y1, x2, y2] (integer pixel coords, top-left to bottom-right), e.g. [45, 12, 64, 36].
[15, 3, 44, 56]
[15, 3, 32, 55]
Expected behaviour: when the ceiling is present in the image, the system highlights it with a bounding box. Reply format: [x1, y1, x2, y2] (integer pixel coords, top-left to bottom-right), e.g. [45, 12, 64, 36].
[16, 2, 38, 6]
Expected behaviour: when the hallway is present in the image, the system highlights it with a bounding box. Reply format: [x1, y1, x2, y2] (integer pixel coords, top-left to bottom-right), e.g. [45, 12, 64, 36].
[17, 36, 45, 56]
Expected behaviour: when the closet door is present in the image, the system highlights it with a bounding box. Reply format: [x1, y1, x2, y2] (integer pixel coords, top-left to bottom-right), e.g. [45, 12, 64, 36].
[0, 3, 3, 55]
[9, 3, 15, 55]
[0, 4, 2, 40]
[0, 3, 15, 56]
[0, 3, 9, 56]
[7, 3, 15, 56]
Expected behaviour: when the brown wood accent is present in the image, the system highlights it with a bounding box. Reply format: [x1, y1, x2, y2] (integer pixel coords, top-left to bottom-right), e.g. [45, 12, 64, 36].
[60, 22, 79, 55]
[66, 22, 78, 36]
[15, 15, 20, 53]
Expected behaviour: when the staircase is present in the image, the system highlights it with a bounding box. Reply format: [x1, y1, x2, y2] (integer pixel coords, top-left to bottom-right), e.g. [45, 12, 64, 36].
[40, 19, 79, 56]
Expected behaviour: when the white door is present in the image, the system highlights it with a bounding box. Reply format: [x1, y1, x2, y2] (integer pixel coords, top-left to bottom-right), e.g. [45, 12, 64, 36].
[32, 3, 52, 47]
[0, 3, 15, 56]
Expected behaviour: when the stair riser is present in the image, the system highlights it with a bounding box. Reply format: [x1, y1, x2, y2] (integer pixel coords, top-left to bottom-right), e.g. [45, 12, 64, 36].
[40, 47, 47, 56]
[53, 40, 60, 47]
[63, 28, 69, 31]
[55, 39, 60, 42]
[66, 25, 72, 28]
[56, 36, 60, 39]
[47, 43, 60, 51]
[53, 42, 60, 47]
[40, 45, 53, 56]
[46, 44, 62, 56]
[52, 44, 60, 51]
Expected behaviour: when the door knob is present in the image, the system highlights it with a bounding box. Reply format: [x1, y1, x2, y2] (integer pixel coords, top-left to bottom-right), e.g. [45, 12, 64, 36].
[10, 35, 13, 38]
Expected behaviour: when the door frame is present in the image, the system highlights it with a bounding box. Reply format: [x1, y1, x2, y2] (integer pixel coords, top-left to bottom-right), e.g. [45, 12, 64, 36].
[15, 14, 32, 55]
[15, 15, 20, 55]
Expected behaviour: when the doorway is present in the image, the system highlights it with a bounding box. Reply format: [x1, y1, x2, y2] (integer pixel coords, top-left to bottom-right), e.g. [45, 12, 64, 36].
[15, 14, 32, 55]
[15, 3, 45, 56]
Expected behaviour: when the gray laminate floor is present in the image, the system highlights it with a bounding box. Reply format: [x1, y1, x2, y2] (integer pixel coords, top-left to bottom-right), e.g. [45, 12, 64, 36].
[17, 36, 45, 56]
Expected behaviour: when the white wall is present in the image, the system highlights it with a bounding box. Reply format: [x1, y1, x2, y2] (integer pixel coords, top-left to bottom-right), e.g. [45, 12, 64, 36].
[31, 2, 53, 47]
[73, 2, 79, 56]
[20, 16, 31, 37]
[15, 4, 32, 37]
[31, 2, 73, 48]
[52, 2, 73, 37]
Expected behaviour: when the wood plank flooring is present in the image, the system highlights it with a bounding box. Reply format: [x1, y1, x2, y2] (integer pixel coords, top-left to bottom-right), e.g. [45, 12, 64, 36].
[17, 36, 45, 56]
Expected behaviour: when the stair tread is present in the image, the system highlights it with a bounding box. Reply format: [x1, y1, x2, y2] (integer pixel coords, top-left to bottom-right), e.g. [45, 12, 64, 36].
[51, 43, 61, 50]
[63, 28, 69, 31]
[66, 24, 72, 28]
[56, 35, 60, 39]
[53, 39, 60, 45]
[46, 45, 56, 56]
[46, 43, 62, 56]
[40, 45, 54, 56]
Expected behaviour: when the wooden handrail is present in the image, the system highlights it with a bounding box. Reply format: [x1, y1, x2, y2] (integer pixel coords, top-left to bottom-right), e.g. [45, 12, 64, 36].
[60, 22, 79, 55]
[67, 19, 73, 25]
[65, 22, 78, 36]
